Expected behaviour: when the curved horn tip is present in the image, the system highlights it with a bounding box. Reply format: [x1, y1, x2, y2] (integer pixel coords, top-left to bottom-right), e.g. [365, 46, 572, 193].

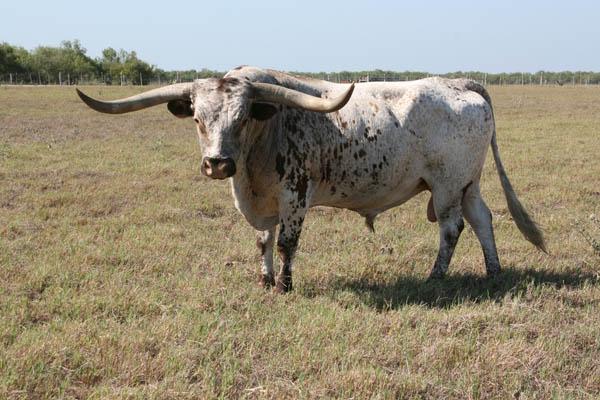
[346, 82, 356, 96]
[75, 87, 87, 100]
[347, 82, 355, 94]
[75, 88, 96, 108]
[76, 88, 96, 106]
[75, 87, 113, 114]
[335, 82, 356, 110]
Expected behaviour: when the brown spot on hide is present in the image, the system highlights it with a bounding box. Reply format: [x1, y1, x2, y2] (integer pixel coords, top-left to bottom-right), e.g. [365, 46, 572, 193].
[295, 174, 309, 205]
[217, 77, 240, 90]
[275, 153, 286, 180]
[275, 244, 293, 293]
[323, 160, 332, 181]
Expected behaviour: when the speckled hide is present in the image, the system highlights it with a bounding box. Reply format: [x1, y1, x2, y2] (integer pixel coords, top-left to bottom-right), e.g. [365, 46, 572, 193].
[214, 67, 541, 291]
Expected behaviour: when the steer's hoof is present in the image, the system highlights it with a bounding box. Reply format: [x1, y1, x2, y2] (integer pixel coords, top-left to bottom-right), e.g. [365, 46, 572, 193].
[427, 269, 446, 281]
[259, 273, 275, 288]
[485, 267, 501, 278]
[274, 275, 292, 294]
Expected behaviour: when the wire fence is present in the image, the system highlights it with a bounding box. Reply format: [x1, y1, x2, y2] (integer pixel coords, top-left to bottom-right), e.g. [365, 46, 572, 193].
[0, 72, 208, 86]
[2, 71, 600, 86]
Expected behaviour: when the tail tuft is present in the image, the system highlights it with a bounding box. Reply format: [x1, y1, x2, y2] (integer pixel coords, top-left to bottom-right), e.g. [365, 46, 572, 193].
[492, 135, 547, 253]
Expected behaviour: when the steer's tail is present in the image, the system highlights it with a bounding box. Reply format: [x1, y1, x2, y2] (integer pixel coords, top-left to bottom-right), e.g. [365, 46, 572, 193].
[462, 80, 547, 252]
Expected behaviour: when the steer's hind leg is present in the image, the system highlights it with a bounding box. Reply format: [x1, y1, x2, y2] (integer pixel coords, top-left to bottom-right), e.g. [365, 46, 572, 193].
[462, 183, 501, 276]
[429, 189, 465, 279]
[256, 227, 276, 287]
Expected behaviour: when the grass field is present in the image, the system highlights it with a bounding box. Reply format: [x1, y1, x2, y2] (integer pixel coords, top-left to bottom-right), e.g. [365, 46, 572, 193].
[1, 83, 600, 399]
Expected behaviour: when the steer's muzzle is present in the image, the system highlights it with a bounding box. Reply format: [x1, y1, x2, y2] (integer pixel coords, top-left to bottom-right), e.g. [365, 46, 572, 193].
[201, 157, 237, 179]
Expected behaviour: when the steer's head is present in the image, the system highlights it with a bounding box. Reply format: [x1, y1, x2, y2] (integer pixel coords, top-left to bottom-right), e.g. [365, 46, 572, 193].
[76, 78, 354, 180]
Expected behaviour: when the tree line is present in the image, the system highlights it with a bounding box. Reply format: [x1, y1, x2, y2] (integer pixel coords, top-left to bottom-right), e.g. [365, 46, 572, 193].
[2, 40, 600, 86]
[0, 40, 221, 85]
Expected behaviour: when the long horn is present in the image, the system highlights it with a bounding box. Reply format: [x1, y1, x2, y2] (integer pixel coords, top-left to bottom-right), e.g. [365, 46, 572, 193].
[251, 82, 355, 113]
[76, 83, 193, 114]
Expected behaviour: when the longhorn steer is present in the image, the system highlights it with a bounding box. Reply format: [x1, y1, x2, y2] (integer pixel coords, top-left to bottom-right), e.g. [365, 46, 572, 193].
[77, 66, 545, 293]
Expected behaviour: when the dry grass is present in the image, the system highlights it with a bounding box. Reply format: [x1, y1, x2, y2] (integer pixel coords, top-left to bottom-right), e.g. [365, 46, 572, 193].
[1, 84, 600, 399]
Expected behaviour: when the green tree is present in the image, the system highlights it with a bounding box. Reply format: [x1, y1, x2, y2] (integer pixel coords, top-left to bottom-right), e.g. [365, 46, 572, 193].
[28, 40, 98, 83]
[0, 42, 29, 74]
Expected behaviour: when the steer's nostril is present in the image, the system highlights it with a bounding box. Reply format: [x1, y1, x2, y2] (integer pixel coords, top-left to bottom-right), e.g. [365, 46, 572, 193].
[201, 157, 235, 179]
[217, 159, 236, 177]
[217, 162, 228, 173]
[201, 158, 213, 176]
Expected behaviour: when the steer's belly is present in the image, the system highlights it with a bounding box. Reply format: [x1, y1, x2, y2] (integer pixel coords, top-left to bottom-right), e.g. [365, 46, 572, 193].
[312, 172, 426, 213]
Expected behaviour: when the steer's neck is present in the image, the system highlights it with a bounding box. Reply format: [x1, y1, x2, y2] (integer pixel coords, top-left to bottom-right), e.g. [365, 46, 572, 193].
[230, 116, 281, 205]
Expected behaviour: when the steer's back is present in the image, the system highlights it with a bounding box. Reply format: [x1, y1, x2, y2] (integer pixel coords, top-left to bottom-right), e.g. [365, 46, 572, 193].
[311, 78, 494, 213]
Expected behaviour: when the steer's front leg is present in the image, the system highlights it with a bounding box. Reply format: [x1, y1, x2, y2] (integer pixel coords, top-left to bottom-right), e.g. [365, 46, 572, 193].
[275, 185, 309, 293]
[256, 227, 276, 288]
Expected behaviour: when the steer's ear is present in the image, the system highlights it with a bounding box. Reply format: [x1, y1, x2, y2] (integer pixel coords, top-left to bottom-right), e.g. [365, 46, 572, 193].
[250, 103, 278, 121]
[167, 100, 194, 118]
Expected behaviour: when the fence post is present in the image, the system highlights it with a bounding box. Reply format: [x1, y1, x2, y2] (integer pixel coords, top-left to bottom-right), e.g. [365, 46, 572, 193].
[140, 72, 143, 86]
[9, 73, 12, 84]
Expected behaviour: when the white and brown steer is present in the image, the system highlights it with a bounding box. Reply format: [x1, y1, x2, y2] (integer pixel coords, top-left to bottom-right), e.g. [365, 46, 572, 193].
[77, 66, 546, 293]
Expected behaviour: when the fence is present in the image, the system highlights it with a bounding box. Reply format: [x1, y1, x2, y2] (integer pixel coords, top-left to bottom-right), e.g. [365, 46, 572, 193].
[0, 70, 221, 86]
[306, 72, 600, 86]
[2, 71, 600, 86]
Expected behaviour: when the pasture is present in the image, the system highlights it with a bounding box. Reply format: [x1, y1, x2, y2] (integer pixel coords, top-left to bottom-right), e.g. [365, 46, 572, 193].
[1, 84, 599, 399]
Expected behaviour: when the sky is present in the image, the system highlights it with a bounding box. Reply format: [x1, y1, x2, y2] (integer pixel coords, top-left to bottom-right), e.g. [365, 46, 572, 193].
[1, 0, 599, 73]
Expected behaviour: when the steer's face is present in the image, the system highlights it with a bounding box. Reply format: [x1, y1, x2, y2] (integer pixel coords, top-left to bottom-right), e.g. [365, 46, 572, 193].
[168, 77, 277, 180]
[77, 74, 353, 181]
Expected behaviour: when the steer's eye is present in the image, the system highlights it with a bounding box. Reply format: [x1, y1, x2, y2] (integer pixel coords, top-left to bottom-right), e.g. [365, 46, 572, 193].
[194, 117, 200, 124]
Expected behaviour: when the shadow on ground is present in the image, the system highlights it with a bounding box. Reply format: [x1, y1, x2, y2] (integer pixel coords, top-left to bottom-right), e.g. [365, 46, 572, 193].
[302, 267, 599, 310]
